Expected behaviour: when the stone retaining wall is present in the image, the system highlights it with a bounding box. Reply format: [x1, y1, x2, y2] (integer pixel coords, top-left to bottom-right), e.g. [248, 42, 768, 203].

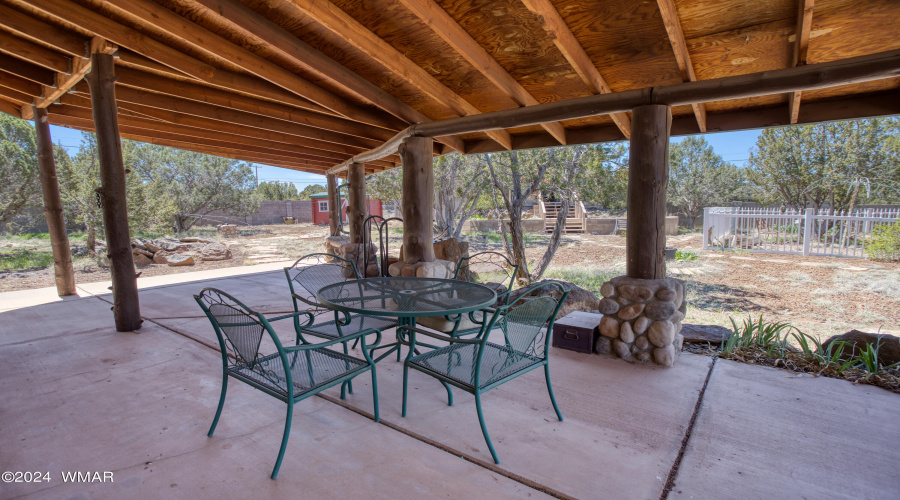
[461, 216, 678, 235]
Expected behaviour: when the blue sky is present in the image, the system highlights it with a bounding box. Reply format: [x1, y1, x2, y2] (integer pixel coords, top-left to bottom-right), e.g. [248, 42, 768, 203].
[48, 124, 763, 188]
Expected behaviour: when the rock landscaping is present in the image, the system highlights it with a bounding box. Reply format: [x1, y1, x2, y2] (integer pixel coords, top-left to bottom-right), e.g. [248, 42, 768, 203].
[131, 237, 232, 267]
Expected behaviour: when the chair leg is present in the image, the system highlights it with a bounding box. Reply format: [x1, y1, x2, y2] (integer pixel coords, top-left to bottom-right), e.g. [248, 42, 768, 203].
[474, 391, 499, 464]
[370, 367, 380, 422]
[545, 364, 563, 422]
[401, 363, 409, 418]
[440, 381, 454, 407]
[271, 399, 294, 480]
[342, 342, 353, 394]
[208, 373, 228, 437]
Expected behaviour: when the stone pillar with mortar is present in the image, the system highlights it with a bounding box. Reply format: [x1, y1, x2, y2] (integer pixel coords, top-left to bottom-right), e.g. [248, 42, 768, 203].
[388, 136, 455, 278]
[595, 104, 686, 367]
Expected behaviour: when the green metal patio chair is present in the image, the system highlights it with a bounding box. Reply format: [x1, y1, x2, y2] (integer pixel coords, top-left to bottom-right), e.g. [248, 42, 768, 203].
[417, 251, 520, 338]
[399, 281, 569, 464]
[195, 288, 380, 479]
[285, 253, 398, 387]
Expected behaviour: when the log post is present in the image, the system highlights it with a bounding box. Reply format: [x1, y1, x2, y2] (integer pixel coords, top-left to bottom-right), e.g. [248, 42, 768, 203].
[399, 136, 435, 264]
[34, 108, 76, 296]
[326, 173, 340, 237]
[86, 51, 142, 332]
[626, 104, 671, 279]
[346, 162, 367, 244]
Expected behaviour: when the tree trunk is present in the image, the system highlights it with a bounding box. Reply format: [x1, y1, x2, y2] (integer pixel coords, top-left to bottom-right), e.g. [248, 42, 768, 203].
[626, 104, 671, 280]
[34, 107, 77, 296]
[399, 136, 435, 264]
[531, 199, 569, 280]
[347, 163, 367, 244]
[86, 51, 142, 332]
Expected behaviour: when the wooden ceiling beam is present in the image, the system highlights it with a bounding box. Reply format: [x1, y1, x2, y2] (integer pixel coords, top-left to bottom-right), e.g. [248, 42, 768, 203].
[112, 66, 394, 142]
[0, 53, 56, 87]
[0, 97, 21, 117]
[656, 0, 708, 132]
[0, 3, 87, 57]
[188, 0, 464, 153]
[284, 0, 514, 150]
[519, 0, 631, 139]
[789, 0, 815, 124]
[0, 81, 32, 104]
[0, 69, 41, 97]
[35, 37, 116, 109]
[105, 0, 405, 132]
[18, 0, 334, 116]
[0, 28, 72, 74]
[397, 0, 567, 145]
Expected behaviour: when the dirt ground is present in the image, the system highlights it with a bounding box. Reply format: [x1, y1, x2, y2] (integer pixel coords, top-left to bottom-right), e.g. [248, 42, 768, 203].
[2, 224, 898, 341]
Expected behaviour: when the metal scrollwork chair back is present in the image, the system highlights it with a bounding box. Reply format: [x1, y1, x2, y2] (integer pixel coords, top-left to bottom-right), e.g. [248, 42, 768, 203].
[195, 287, 380, 479]
[398, 280, 570, 464]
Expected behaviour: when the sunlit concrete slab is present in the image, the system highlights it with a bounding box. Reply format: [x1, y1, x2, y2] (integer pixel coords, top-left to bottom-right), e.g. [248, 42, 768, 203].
[0, 285, 88, 313]
[670, 360, 900, 499]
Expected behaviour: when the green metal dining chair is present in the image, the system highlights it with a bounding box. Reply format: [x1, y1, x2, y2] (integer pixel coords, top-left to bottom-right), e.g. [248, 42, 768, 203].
[195, 288, 380, 479]
[399, 281, 569, 464]
[416, 251, 520, 338]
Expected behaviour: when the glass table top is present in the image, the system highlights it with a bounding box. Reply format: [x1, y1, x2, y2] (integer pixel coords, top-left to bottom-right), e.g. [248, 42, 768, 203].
[317, 277, 497, 318]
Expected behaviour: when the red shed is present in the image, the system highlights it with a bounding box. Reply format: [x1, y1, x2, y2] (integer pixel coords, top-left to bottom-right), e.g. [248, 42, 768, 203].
[310, 192, 382, 226]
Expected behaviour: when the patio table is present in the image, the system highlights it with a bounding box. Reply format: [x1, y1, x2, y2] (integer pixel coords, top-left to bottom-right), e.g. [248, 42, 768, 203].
[316, 277, 496, 363]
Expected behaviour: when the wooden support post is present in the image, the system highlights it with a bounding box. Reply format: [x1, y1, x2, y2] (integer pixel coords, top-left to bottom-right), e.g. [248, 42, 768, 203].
[326, 173, 340, 237]
[399, 136, 435, 264]
[34, 107, 77, 296]
[85, 51, 142, 332]
[626, 105, 671, 280]
[346, 163, 367, 244]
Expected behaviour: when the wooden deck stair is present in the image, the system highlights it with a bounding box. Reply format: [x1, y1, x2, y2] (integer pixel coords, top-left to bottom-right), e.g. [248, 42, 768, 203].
[541, 200, 586, 234]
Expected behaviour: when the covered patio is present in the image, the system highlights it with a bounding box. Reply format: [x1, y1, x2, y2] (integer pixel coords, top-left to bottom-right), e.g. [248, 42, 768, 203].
[2, 266, 898, 498]
[1, 0, 900, 497]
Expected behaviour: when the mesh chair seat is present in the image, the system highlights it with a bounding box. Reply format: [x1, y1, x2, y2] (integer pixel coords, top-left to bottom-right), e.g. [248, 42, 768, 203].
[409, 341, 543, 390]
[230, 348, 368, 400]
[303, 313, 398, 340]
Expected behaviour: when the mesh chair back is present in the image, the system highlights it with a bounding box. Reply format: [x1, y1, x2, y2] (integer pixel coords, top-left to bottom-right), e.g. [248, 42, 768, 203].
[456, 251, 517, 296]
[503, 296, 559, 359]
[286, 253, 359, 309]
[197, 289, 267, 368]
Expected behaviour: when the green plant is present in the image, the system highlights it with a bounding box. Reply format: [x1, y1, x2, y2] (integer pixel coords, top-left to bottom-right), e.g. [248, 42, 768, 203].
[0, 249, 54, 271]
[865, 219, 900, 261]
[674, 250, 698, 261]
[722, 315, 797, 355]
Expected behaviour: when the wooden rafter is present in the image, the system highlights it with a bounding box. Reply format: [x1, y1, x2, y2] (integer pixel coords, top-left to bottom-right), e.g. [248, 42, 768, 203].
[789, 0, 815, 124]
[0, 28, 71, 73]
[655, 0, 708, 132]
[283, 0, 514, 150]
[34, 37, 116, 109]
[0, 3, 87, 57]
[397, 0, 567, 145]
[103, 0, 404, 131]
[0, 53, 55, 87]
[518, 0, 631, 139]
[187, 0, 464, 154]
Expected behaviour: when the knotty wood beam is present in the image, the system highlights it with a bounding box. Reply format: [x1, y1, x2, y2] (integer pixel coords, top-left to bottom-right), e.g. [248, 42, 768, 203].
[284, 0, 513, 150]
[35, 38, 116, 109]
[105, 0, 404, 131]
[656, 0, 708, 132]
[85, 51, 142, 332]
[399, 136, 435, 264]
[187, 0, 464, 153]
[34, 107, 76, 296]
[18, 0, 341, 117]
[789, 0, 815, 124]
[398, 0, 567, 144]
[519, 0, 631, 139]
[626, 105, 671, 279]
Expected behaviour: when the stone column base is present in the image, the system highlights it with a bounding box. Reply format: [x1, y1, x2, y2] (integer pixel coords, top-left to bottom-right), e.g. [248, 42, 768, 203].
[323, 235, 349, 261]
[338, 242, 378, 278]
[595, 276, 686, 367]
[388, 259, 455, 278]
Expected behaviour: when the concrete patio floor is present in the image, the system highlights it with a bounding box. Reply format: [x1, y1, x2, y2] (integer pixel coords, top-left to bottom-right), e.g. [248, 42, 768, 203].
[1, 264, 897, 499]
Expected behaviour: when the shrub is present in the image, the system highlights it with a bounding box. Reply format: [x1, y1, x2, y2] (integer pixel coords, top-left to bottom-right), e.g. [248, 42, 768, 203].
[866, 219, 900, 261]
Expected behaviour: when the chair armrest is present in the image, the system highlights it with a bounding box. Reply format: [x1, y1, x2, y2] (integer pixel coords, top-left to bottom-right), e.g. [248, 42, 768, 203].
[265, 310, 315, 327]
[283, 328, 382, 352]
[396, 326, 484, 345]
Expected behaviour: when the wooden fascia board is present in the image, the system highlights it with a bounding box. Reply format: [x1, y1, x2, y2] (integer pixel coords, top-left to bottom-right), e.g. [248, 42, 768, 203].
[517, 0, 631, 139]
[655, 0, 707, 132]
[396, 0, 567, 144]
[284, 0, 513, 150]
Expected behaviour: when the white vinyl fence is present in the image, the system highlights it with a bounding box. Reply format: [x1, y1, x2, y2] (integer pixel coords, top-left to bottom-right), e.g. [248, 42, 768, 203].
[702, 207, 900, 258]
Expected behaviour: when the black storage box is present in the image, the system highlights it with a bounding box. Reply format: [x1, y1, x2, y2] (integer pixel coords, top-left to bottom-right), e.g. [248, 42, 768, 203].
[552, 311, 603, 353]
